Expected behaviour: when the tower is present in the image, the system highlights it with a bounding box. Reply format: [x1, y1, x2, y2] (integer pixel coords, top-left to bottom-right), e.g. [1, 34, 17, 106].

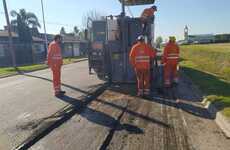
[184, 25, 189, 40]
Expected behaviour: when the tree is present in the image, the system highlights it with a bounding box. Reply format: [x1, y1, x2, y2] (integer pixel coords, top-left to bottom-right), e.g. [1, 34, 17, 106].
[10, 9, 41, 42]
[82, 10, 105, 28]
[78, 29, 85, 40]
[73, 26, 79, 36]
[156, 36, 163, 48]
[60, 27, 66, 35]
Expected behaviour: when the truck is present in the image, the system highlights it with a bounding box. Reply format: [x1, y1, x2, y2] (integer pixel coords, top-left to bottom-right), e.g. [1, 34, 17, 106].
[87, 0, 157, 84]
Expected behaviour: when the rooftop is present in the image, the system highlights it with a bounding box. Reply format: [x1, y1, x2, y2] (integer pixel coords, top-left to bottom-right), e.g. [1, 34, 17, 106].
[0, 31, 45, 42]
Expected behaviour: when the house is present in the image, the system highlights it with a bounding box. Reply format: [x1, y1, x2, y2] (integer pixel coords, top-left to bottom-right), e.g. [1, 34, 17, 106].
[0, 31, 46, 66]
[39, 33, 88, 57]
[62, 35, 88, 57]
[0, 30, 88, 67]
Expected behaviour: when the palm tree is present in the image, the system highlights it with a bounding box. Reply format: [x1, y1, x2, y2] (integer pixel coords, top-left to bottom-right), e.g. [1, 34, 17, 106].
[60, 27, 66, 35]
[11, 9, 40, 29]
[10, 9, 41, 42]
[73, 26, 79, 36]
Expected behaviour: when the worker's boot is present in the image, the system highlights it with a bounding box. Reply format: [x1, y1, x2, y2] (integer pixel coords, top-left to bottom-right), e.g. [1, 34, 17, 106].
[55, 92, 64, 98]
[173, 78, 179, 87]
[55, 91, 66, 98]
[60, 90, 66, 95]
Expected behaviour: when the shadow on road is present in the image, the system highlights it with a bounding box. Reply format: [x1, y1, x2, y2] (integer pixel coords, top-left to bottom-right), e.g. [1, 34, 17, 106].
[20, 73, 104, 95]
[151, 96, 213, 119]
[108, 84, 214, 120]
[95, 98, 170, 128]
[182, 67, 230, 116]
[58, 95, 144, 134]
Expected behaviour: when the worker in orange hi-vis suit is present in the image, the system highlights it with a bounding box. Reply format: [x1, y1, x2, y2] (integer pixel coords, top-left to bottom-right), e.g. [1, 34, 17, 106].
[140, 5, 157, 34]
[129, 35, 156, 96]
[162, 36, 180, 88]
[47, 35, 66, 97]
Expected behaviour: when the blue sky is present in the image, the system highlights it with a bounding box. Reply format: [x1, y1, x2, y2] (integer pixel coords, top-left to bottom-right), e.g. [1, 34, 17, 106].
[1, 0, 230, 40]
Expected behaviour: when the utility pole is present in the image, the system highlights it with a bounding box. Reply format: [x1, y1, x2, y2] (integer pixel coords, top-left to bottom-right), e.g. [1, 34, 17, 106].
[40, 0, 48, 53]
[2, 0, 16, 67]
[121, 0, 125, 16]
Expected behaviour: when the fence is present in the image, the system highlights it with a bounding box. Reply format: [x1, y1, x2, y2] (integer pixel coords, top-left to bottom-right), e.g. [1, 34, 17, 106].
[0, 43, 46, 67]
[0, 42, 89, 67]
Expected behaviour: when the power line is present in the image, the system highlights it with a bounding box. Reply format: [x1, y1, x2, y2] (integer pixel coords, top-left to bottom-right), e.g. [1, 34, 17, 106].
[38, 20, 77, 27]
[1, 11, 78, 28]
[127, 6, 134, 17]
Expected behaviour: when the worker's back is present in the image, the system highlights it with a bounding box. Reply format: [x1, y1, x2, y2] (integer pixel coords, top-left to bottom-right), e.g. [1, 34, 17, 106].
[129, 42, 156, 70]
[162, 42, 180, 64]
[141, 8, 156, 20]
[47, 41, 63, 67]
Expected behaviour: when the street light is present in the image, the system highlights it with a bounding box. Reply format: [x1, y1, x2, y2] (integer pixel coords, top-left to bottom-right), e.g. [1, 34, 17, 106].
[2, 0, 16, 67]
[40, 0, 48, 52]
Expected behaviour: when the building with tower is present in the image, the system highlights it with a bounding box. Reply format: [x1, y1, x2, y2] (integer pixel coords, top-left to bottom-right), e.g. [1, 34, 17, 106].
[184, 25, 189, 41]
[184, 25, 215, 44]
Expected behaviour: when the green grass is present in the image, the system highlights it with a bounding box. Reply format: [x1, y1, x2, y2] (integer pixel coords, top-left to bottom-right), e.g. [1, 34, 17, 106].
[0, 56, 87, 77]
[63, 56, 86, 65]
[181, 43, 230, 81]
[180, 43, 230, 117]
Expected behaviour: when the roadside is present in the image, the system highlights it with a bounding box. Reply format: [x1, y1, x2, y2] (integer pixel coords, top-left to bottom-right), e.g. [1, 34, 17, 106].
[180, 43, 230, 118]
[0, 56, 87, 78]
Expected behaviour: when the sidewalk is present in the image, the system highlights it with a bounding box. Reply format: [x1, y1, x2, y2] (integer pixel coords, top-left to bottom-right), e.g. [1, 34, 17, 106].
[0, 61, 104, 150]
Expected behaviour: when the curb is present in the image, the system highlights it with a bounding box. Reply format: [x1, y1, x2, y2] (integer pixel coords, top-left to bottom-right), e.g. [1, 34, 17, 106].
[203, 100, 230, 138]
[181, 70, 230, 139]
[0, 58, 88, 79]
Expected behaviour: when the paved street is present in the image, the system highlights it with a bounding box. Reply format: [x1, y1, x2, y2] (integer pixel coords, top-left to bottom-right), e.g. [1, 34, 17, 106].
[0, 61, 229, 150]
[0, 61, 104, 150]
[30, 76, 230, 150]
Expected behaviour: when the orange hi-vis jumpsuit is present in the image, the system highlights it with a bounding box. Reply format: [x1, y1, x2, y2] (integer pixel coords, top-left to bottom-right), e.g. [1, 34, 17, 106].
[140, 8, 156, 35]
[47, 41, 63, 95]
[141, 8, 156, 21]
[130, 42, 156, 95]
[162, 42, 180, 87]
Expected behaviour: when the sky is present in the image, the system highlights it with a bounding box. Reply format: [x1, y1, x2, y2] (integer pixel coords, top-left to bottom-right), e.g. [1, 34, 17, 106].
[1, 0, 230, 40]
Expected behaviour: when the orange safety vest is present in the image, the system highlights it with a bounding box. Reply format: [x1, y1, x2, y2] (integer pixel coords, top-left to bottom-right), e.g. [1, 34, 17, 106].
[129, 42, 156, 70]
[162, 42, 180, 64]
[141, 8, 156, 20]
[47, 41, 63, 67]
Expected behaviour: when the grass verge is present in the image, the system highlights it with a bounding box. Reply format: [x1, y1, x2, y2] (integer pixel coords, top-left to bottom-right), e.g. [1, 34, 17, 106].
[180, 43, 230, 117]
[0, 56, 87, 77]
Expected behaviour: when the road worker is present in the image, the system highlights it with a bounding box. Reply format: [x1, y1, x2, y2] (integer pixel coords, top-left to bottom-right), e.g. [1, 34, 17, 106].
[140, 5, 157, 34]
[162, 36, 180, 88]
[47, 35, 66, 97]
[129, 35, 156, 96]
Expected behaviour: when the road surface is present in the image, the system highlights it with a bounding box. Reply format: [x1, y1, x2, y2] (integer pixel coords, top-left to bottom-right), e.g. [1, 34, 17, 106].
[0, 61, 229, 150]
[0, 61, 104, 150]
[30, 74, 230, 150]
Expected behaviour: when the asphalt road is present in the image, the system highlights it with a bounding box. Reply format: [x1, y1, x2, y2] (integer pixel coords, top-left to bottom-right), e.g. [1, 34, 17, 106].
[0, 61, 104, 150]
[1, 61, 229, 150]
[30, 77, 230, 150]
